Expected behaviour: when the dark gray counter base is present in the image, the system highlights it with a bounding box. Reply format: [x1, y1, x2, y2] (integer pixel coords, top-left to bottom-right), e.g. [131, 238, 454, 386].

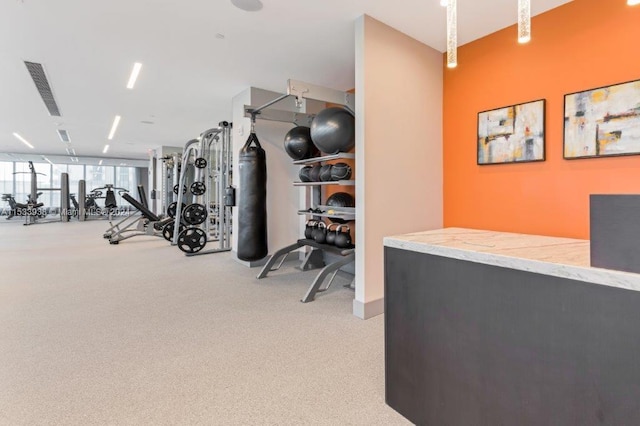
[384, 247, 640, 426]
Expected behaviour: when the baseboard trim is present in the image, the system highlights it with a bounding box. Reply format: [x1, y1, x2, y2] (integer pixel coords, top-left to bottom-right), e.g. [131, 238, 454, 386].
[353, 297, 384, 319]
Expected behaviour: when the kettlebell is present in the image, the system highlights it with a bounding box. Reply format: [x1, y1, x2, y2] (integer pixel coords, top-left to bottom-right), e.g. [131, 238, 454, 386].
[334, 225, 352, 249]
[304, 220, 318, 240]
[325, 223, 339, 245]
[313, 221, 327, 244]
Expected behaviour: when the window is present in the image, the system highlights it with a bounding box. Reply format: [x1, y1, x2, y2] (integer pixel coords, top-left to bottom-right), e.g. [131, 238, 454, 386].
[115, 167, 137, 206]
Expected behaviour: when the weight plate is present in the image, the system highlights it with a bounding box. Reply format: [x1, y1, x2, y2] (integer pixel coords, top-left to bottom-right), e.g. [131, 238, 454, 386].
[162, 220, 186, 242]
[177, 228, 207, 253]
[167, 201, 179, 218]
[182, 203, 208, 225]
[190, 181, 206, 196]
[173, 184, 187, 195]
[194, 158, 207, 169]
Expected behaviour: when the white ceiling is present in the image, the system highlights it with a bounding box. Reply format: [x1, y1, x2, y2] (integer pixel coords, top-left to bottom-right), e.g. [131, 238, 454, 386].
[0, 0, 572, 160]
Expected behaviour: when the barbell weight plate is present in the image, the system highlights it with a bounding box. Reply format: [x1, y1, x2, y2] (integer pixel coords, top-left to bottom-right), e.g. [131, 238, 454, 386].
[167, 202, 178, 218]
[182, 203, 208, 225]
[162, 220, 186, 242]
[177, 228, 207, 253]
[190, 181, 206, 196]
[194, 158, 207, 169]
[173, 184, 187, 195]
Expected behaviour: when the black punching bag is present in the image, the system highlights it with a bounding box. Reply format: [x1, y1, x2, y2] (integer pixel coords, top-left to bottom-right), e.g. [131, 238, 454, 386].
[237, 131, 268, 261]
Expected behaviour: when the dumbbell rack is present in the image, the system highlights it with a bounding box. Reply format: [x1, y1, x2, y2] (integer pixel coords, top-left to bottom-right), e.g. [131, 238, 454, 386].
[257, 152, 356, 303]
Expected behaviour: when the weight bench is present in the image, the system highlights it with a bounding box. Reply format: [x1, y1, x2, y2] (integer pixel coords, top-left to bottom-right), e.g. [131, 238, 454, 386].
[105, 193, 170, 244]
[257, 239, 355, 303]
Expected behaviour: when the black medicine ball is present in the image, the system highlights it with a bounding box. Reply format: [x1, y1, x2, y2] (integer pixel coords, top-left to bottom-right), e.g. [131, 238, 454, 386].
[299, 166, 313, 182]
[319, 165, 333, 182]
[326, 192, 355, 208]
[330, 162, 352, 181]
[283, 126, 318, 160]
[309, 165, 322, 182]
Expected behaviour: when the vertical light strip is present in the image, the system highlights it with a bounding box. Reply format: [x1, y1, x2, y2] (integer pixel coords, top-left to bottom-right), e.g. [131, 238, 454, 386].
[446, 0, 457, 68]
[103, 144, 110, 154]
[108, 115, 121, 140]
[126, 62, 143, 89]
[518, 0, 531, 44]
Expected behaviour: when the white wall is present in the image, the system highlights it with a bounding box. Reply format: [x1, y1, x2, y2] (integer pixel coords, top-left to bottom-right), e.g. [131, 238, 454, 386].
[354, 15, 444, 319]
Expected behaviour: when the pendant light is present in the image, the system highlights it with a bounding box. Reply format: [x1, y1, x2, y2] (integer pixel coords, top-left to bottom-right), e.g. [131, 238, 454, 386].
[518, 0, 531, 43]
[446, 0, 457, 68]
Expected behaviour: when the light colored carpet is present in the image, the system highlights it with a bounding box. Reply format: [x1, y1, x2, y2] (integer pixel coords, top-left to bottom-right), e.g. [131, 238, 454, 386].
[0, 218, 409, 425]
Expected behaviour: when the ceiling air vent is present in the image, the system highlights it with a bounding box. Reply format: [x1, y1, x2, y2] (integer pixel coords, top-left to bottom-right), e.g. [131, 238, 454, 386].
[57, 129, 70, 142]
[24, 61, 61, 117]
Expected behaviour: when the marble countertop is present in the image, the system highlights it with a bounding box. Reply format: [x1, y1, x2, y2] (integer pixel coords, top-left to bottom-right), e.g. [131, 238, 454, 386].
[384, 228, 640, 293]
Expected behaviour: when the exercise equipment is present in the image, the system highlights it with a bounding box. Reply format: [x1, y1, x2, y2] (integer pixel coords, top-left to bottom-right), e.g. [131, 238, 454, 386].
[312, 221, 327, 244]
[182, 203, 207, 225]
[309, 165, 322, 182]
[162, 220, 185, 242]
[310, 107, 355, 154]
[319, 164, 333, 182]
[171, 122, 233, 256]
[190, 181, 206, 196]
[299, 166, 313, 182]
[330, 163, 352, 181]
[237, 123, 268, 262]
[177, 228, 207, 254]
[105, 192, 169, 244]
[10, 161, 70, 225]
[173, 184, 187, 195]
[326, 192, 355, 208]
[325, 223, 339, 245]
[334, 225, 353, 249]
[283, 126, 318, 160]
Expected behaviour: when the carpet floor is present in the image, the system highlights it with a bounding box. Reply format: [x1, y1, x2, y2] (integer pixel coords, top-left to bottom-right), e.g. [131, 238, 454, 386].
[0, 217, 408, 425]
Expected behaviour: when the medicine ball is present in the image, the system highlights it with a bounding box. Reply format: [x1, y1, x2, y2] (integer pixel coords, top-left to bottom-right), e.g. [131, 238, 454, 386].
[310, 107, 355, 154]
[330, 162, 352, 181]
[309, 165, 322, 182]
[319, 164, 333, 182]
[283, 126, 319, 160]
[326, 192, 355, 208]
[299, 166, 313, 182]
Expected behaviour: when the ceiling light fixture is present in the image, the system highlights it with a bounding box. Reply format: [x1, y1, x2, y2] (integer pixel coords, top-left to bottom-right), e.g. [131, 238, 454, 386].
[103, 144, 110, 154]
[440, 0, 448, 6]
[108, 115, 121, 140]
[518, 0, 531, 43]
[446, 0, 457, 68]
[230, 0, 263, 12]
[99, 160, 103, 165]
[126, 62, 143, 89]
[43, 156, 54, 166]
[12, 132, 35, 149]
[629, 0, 640, 5]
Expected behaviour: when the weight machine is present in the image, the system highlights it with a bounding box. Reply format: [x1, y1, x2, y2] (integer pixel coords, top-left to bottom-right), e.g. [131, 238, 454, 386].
[7, 161, 70, 225]
[169, 121, 234, 255]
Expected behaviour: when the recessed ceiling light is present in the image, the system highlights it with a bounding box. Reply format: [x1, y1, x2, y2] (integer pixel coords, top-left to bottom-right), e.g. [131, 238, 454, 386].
[231, 0, 263, 12]
[126, 62, 143, 89]
[103, 144, 110, 154]
[12, 132, 34, 149]
[629, 0, 640, 5]
[440, 0, 448, 6]
[99, 160, 103, 165]
[42, 156, 54, 166]
[108, 115, 121, 140]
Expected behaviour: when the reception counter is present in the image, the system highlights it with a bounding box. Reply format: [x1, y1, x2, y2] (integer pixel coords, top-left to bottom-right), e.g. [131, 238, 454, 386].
[384, 228, 640, 425]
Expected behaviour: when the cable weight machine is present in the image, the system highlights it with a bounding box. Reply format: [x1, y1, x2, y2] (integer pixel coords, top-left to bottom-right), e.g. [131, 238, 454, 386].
[170, 121, 234, 255]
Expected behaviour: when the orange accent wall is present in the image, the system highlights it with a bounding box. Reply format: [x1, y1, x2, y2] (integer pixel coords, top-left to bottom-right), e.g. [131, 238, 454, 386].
[443, 0, 640, 239]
